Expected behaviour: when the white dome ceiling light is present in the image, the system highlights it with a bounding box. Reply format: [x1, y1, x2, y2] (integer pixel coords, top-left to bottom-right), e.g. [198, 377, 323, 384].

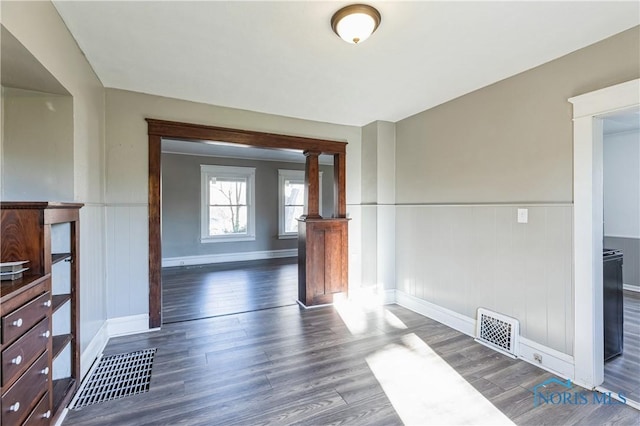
[331, 4, 381, 44]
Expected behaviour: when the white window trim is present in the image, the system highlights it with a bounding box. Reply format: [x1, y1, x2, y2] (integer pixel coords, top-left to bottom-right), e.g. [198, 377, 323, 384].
[278, 169, 322, 239]
[201, 165, 256, 243]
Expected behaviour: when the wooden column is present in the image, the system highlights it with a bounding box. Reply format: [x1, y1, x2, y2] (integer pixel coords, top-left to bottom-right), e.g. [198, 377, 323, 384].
[333, 152, 347, 218]
[303, 151, 322, 219]
[298, 151, 349, 307]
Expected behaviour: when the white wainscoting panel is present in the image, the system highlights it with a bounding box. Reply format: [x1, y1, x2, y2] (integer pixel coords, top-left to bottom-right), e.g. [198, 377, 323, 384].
[106, 204, 149, 319]
[396, 204, 573, 356]
[377, 205, 396, 292]
[80, 321, 109, 380]
[107, 314, 151, 337]
[360, 205, 378, 290]
[347, 204, 362, 296]
[78, 204, 108, 363]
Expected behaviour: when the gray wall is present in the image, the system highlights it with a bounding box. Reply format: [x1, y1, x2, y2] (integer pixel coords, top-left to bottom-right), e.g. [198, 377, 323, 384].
[162, 153, 334, 259]
[360, 121, 396, 294]
[604, 129, 640, 288]
[396, 26, 639, 205]
[2, 88, 74, 201]
[394, 27, 639, 355]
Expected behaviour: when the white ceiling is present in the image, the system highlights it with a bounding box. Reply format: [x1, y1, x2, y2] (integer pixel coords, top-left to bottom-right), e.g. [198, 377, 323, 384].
[52, 1, 639, 127]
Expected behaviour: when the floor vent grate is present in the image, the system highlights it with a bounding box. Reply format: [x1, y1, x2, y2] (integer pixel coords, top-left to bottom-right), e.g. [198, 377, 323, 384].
[475, 308, 519, 358]
[70, 348, 156, 409]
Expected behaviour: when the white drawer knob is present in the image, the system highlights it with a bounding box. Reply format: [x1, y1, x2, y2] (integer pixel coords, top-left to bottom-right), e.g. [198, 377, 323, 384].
[43, 410, 51, 419]
[43, 300, 52, 307]
[41, 367, 50, 375]
[11, 318, 23, 327]
[41, 330, 51, 338]
[11, 355, 22, 365]
[9, 402, 20, 412]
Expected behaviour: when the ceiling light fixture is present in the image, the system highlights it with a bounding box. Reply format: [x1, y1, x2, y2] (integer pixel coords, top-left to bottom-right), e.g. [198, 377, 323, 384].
[331, 4, 381, 44]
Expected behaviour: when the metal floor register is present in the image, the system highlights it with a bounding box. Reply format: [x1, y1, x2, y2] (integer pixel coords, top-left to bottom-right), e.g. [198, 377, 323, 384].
[71, 348, 156, 409]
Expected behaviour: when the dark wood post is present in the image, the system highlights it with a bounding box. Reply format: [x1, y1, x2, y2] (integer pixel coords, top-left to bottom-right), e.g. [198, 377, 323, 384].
[302, 150, 322, 219]
[333, 152, 347, 218]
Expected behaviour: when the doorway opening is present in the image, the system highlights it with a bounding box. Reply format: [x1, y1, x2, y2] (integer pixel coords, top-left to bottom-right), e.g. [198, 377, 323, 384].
[147, 119, 348, 328]
[159, 138, 334, 323]
[601, 108, 640, 402]
[570, 79, 639, 404]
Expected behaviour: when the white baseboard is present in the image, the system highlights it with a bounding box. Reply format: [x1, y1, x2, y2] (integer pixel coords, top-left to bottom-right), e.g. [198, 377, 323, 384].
[383, 289, 397, 304]
[595, 385, 640, 410]
[80, 321, 109, 380]
[162, 249, 297, 267]
[623, 284, 640, 293]
[53, 409, 68, 426]
[76, 314, 154, 406]
[395, 290, 475, 336]
[346, 287, 396, 306]
[518, 337, 575, 380]
[107, 314, 151, 337]
[394, 290, 575, 381]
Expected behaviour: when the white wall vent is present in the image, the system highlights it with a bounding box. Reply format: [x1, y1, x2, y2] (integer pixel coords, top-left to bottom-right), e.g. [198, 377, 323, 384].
[475, 308, 519, 358]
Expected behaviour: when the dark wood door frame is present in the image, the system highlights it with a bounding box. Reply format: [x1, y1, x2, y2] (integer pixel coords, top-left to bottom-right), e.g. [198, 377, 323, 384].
[147, 119, 348, 328]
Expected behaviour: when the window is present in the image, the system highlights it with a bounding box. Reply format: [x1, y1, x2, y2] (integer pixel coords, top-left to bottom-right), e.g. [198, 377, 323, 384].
[201, 165, 256, 242]
[278, 169, 321, 238]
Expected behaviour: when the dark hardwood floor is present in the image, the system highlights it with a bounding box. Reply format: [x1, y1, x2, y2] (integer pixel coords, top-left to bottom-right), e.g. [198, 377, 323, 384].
[161, 258, 298, 323]
[64, 302, 639, 425]
[604, 290, 640, 403]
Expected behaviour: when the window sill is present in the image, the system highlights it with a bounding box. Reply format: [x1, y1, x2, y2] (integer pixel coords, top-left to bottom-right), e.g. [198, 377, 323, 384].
[278, 234, 298, 240]
[201, 235, 256, 243]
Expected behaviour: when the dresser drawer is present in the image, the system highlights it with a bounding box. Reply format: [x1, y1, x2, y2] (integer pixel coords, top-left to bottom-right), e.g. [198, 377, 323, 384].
[2, 292, 51, 345]
[1, 352, 48, 426]
[22, 392, 51, 426]
[1, 318, 49, 387]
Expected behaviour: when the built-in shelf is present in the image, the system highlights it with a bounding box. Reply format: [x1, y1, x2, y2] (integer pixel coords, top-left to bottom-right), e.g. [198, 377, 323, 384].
[51, 253, 71, 265]
[52, 377, 75, 413]
[52, 294, 71, 313]
[52, 334, 72, 360]
[2, 202, 81, 425]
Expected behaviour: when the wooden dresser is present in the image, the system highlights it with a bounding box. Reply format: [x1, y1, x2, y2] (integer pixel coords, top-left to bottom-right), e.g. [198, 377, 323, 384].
[1, 202, 82, 425]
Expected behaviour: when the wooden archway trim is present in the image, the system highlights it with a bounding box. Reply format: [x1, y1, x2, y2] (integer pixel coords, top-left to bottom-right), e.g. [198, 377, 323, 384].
[148, 119, 347, 154]
[147, 118, 348, 328]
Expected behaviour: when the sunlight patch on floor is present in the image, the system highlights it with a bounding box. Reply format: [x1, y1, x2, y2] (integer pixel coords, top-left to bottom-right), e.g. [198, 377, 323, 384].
[366, 333, 514, 426]
[384, 309, 408, 330]
[334, 298, 370, 334]
[334, 297, 407, 335]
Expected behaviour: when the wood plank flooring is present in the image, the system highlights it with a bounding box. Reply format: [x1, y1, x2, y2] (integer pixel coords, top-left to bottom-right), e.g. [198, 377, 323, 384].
[161, 258, 298, 323]
[604, 290, 640, 402]
[64, 302, 639, 425]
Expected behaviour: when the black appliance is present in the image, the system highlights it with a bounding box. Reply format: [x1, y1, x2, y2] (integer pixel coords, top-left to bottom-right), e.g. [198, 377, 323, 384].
[603, 248, 623, 361]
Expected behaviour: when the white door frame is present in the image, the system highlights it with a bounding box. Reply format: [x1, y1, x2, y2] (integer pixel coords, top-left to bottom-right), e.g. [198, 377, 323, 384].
[569, 78, 639, 389]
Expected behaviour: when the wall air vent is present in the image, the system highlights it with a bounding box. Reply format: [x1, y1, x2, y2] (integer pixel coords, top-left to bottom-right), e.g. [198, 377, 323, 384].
[475, 308, 519, 358]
